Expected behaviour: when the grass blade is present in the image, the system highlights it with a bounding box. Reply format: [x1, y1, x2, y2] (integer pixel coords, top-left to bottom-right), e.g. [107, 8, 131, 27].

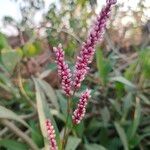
[114, 122, 129, 150]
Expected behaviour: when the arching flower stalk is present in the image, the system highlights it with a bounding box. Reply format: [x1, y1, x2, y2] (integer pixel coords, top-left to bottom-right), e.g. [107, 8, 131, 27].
[72, 0, 117, 90]
[45, 119, 58, 150]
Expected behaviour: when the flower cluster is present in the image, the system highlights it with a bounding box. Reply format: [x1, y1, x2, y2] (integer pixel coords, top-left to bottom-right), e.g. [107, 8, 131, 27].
[53, 0, 117, 124]
[47, 1, 117, 149]
[72, 0, 117, 90]
[53, 44, 72, 97]
[72, 89, 91, 124]
[45, 119, 58, 150]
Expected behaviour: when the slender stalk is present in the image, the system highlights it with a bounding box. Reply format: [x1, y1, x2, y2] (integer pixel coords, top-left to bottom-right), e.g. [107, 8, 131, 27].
[62, 97, 71, 150]
[62, 90, 77, 149]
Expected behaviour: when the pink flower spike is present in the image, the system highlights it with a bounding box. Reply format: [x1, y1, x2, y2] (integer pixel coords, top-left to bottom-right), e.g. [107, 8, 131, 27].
[73, 0, 117, 90]
[53, 44, 72, 96]
[45, 119, 58, 150]
[72, 89, 91, 124]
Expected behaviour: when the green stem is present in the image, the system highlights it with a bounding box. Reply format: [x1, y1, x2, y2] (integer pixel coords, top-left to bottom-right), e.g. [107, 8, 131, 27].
[62, 90, 76, 149]
[62, 97, 71, 150]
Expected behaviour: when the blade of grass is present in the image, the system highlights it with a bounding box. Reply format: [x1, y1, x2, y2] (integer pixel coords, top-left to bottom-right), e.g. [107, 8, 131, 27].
[1, 119, 39, 150]
[0, 105, 28, 127]
[114, 122, 129, 150]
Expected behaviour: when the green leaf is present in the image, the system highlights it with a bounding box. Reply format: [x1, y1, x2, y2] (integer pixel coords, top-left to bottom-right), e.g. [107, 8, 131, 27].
[101, 107, 110, 127]
[109, 99, 121, 115]
[1, 49, 22, 72]
[139, 132, 150, 143]
[99, 128, 109, 146]
[56, 91, 67, 117]
[110, 76, 135, 88]
[34, 79, 49, 150]
[77, 0, 88, 7]
[84, 144, 107, 150]
[30, 121, 44, 148]
[129, 134, 141, 149]
[65, 41, 76, 57]
[23, 42, 41, 57]
[115, 82, 124, 99]
[139, 48, 150, 78]
[122, 93, 133, 120]
[114, 122, 129, 150]
[74, 121, 84, 137]
[0, 105, 28, 127]
[0, 139, 28, 150]
[86, 118, 102, 136]
[0, 73, 20, 98]
[33, 78, 61, 150]
[124, 62, 137, 81]
[37, 78, 59, 111]
[108, 138, 121, 150]
[123, 93, 133, 113]
[65, 136, 81, 150]
[138, 94, 150, 105]
[127, 98, 141, 140]
[96, 49, 111, 85]
[34, 40, 42, 53]
[0, 33, 9, 50]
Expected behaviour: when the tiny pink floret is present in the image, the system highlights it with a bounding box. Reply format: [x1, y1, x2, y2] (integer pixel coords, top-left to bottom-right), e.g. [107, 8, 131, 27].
[46, 119, 58, 150]
[72, 89, 91, 124]
[53, 44, 72, 96]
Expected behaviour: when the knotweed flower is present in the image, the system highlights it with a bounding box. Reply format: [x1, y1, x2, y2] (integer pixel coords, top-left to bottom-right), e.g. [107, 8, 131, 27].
[45, 119, 58, 150]
[53, 44, 72, 96]
[73, 0, 117, 90]
[72, 89, 91, 124]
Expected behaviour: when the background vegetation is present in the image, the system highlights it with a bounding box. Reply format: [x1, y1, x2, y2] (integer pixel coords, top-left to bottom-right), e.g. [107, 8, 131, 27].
[0, 0, 149, 150]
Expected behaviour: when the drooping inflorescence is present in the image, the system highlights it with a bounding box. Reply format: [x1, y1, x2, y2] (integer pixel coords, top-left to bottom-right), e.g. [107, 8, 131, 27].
[72, 0, 117, 90]
[45, 119, 58, 150]
[53, 44, 72, 97]
[72, 89, 91, 124]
